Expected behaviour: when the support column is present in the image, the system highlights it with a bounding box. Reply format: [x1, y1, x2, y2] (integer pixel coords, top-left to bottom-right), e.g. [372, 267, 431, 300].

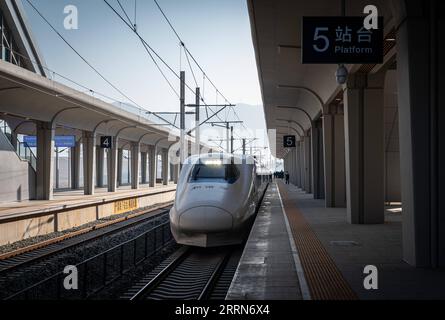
[96, 147, 105, 188]
[71, 139, 81, 190]
[141, 151, 148, 184]
[10, 131, 18, 150]
[173, 164, 180, 184]
[295, 143, 299, 187]
[312, 119, 325, 199]
[303, 132, 312, 193]
[284, 155, 289, 180]
[117, 148, 123, 187]
[130, 142, 140, 190]
[393, 0, 445, 267]
[149, 146, 157, 188]
[344, 72, 385, 224]
[284, 156, 287, 173]
[36, 121, 55, 200]
[82, 131, 96, 195]
[162, 148, 169, 186]
[108, 137, 119, 192]
[288, 150, 293, 184]
[299, 142, 304, 189]
[323, 104, 346, 208]
[292, 148, 298, 185]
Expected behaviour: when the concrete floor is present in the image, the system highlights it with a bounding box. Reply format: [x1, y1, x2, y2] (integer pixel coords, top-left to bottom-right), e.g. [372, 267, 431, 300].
[226, 184, 303, 300]
[284, 183, 445, 300]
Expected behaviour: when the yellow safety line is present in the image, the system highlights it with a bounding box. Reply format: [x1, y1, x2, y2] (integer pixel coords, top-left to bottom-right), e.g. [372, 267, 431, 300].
[277, 181, 358, 300]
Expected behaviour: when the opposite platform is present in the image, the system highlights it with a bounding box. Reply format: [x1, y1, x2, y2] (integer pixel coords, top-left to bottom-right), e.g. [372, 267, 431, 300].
[0, 184, 176, 246]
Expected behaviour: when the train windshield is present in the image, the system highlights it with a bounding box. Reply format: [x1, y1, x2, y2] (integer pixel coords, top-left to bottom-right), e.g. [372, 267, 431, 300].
[189, 161, 240, 184]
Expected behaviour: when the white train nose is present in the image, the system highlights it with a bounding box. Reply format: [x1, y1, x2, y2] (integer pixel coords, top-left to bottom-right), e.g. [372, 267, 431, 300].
[179, 206, 233, 233]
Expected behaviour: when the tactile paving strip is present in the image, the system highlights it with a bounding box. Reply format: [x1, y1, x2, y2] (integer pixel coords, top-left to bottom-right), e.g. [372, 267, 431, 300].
[277, 181, 357, 300]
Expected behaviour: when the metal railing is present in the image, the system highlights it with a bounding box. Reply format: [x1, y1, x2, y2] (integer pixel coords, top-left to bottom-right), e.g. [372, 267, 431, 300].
[0, 120, 37, 171]
[6, 220, 173, 300]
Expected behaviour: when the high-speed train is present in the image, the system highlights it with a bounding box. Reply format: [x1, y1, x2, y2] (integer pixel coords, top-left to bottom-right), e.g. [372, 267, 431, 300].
[169, 153, 268, 247]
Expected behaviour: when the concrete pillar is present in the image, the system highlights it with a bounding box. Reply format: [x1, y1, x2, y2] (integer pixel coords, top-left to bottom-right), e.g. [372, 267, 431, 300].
[312, 119, 325, 199]
[117, 148, 123, 187]
[303, 133, 312, 193]
[294, 143, 300, 187]
[173, 164, 180, 184]
[162, 148, 169, 186]
[299, 142, 304, 189]
[70, 139, 81, 190]
[294, 141, 299, 187]
[82, 131, 96, 195]
[293, 148, 298, 185]
[284, 154, 289, 172]
[131, 142, 140, 190]
[288, 150, 293, 184]
[393, 0, 445, 267]
[36, 121, 55, 200]
[10, 131, 18, 150]
[108, 137, 119, 192]
[284, 155, 289, 181]
[323, 104, 346, 208]
[148, 145, 157, 188]
[291, 149, 296, 185]
[343, 72, 385, 224]
[96, 147, 105, 188]
[141, 151, 148, 184]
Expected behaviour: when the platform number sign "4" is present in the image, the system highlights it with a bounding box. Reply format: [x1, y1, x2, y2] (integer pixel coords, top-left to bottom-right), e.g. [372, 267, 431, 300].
[284, 135, 296, 148]
[100, 136, 112, 149]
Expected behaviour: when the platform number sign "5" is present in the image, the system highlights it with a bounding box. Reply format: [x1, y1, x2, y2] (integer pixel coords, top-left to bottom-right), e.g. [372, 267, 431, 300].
[313, 27, 330, 53]
[100, 136, 112, 149]
[284, 135, 296, 148]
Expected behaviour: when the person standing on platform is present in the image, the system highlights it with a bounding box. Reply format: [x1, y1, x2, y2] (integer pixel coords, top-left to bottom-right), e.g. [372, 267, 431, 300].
[285, 172, 290, 184]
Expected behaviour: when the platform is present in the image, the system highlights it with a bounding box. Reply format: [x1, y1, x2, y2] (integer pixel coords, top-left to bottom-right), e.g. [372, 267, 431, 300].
[279, 182, 445, 300]
[226, 183, 305, 300]
[229, 180, 445, 300]
[0, 184, 176, 246]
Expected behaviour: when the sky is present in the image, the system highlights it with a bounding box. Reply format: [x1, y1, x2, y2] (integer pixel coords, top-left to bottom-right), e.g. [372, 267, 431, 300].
[22, 0, 262, 110]
[21, 0, 277, 168]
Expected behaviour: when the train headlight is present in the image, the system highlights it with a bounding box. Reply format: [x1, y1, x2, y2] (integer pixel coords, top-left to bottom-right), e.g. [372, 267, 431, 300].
[203, 159, 223, 166]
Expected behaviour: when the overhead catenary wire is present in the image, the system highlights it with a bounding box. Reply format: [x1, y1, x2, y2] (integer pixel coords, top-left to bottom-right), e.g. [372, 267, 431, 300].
[115, 0, 180, 99]
[107, 0, 248, 147]
[104, 0, 194, 94]
[24, 0, 175, 128]
[104, 0, 234, 132]
[134, 0, 137, 29]
[153, 0, 231, 104]
[152, 0, 244, 127]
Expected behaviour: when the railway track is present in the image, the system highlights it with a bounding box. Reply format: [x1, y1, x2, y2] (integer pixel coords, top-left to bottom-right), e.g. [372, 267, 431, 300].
[0, 204, 172, 275]
[0, 205, 176, 300]
[3, 220, 176, 300]
[124, 246, 242, 300]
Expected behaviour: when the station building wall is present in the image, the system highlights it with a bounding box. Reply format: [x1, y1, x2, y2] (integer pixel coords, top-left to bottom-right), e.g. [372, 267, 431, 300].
[0, 130, 35, 202]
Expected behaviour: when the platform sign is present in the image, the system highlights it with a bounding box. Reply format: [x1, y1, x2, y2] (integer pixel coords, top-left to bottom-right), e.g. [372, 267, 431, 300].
[302, 17, 384, 64]
[54, 136, 75, 148]
[100, 136, 112, 149]
[283, 135, 296, 148]
[23, 136, 37, 148]
[114, 198, 138, 215]
[23, 136, 75, 148]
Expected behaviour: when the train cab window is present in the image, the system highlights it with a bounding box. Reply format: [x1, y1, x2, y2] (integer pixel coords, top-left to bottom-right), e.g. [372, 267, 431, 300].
[189, 161, 240, 184]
